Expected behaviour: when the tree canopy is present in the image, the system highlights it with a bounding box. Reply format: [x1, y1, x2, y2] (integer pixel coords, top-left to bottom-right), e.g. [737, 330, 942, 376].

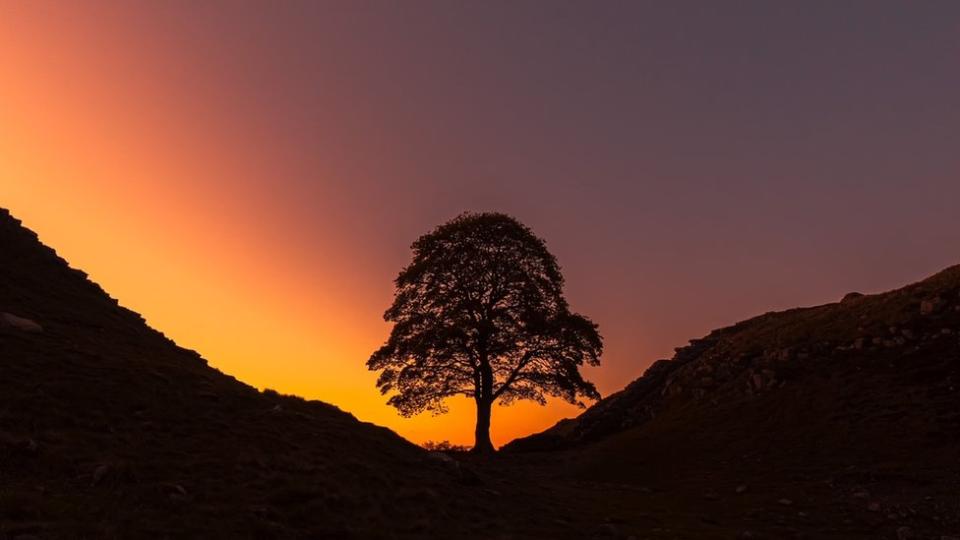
[368, 212, 602, 452]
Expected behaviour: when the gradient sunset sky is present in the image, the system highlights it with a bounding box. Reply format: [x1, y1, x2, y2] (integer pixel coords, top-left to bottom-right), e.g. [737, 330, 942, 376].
[2, 1, 959, 447]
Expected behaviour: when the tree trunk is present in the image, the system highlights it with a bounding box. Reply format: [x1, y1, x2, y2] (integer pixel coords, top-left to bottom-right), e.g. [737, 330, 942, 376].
[473, 346, 496, 453]
[473, 397, 494, 453]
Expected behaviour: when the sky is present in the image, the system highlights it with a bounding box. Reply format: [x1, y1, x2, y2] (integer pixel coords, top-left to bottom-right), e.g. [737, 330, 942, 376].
[1, 1, 958, 447]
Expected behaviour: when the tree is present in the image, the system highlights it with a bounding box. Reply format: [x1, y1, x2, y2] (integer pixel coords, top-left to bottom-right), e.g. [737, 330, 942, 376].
[368, 212, 602, 453]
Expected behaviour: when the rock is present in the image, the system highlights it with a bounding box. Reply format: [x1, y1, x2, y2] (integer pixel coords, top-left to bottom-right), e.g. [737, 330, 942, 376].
[0, 312, 43, 333]
[920, 297, 944, 315]
[841, 292, 864, 304]
[749, 369, 777, 391]
[91, 464, 110, 486]
[778, 498, 793, 506]
[735, 484, 748, 494]
[23, 438, 38, 455]
[867, 501, 881, 512]
[427, 451, 456, 465]
[164, 483, 188, 496]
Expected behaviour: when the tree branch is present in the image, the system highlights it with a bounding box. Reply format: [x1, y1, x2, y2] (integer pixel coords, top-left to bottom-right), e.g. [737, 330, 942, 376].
[492, 349, 538, 399]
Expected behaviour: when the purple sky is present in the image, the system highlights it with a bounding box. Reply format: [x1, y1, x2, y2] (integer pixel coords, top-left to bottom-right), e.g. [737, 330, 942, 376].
[5, 1, 959, 444]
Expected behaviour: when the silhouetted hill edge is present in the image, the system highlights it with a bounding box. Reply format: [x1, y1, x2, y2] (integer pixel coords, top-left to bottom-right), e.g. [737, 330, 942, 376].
[504, 264, 960, 452]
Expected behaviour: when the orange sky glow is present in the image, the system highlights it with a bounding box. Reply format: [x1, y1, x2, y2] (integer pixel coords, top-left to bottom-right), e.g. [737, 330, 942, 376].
[0, 5, 588, 446]
[3, 3, 958, 447]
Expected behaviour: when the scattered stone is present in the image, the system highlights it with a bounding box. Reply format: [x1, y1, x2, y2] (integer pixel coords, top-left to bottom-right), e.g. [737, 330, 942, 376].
[0, 312, 43, 333]
[165, 483, 188, 496]
[427, 451, 456, 465]
[735, 484, 748, 494]
[867, 502, 881, 512]
[778, 498, 793, 506]
[91, 464, 110, 486]
[921, 297, 944, 315]
[24, 438, 38, 455]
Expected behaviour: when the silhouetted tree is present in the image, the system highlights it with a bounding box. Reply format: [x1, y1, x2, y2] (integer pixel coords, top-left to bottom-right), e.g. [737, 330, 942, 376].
[368, 212, 602, 453]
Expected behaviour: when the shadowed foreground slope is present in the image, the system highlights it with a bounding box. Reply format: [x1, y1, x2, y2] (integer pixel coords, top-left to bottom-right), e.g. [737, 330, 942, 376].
[4, 205, 960, 539]
[0, 209, 511, 539]
[506, 265, 960, 538]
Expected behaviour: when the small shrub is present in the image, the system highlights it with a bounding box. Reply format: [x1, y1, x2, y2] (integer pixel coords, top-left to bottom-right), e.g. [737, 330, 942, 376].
[421, 440, 470, 453]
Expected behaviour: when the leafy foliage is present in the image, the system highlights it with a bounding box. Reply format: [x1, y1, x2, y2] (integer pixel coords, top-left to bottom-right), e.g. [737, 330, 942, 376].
[368, 212, 602, 448]
[421, 440, 471, 453]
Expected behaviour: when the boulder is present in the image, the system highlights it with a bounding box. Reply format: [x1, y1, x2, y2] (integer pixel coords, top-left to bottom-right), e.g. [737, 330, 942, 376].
[841, 292, 864, 304]
[0, 312, 43, 333]
[920, 297, 944, 315]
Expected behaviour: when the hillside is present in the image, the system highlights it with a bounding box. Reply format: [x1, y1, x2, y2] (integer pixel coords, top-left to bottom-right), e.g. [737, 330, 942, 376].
[503, 264, 960, 538]
[4, 204, 959, 539]
[0, 208, 514, 539]
[507, 266, 960, 451]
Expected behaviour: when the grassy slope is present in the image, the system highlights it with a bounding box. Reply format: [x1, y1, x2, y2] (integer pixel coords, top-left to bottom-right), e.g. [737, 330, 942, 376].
[505, 264, 960, 538]
[0, 208, 511, 539]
